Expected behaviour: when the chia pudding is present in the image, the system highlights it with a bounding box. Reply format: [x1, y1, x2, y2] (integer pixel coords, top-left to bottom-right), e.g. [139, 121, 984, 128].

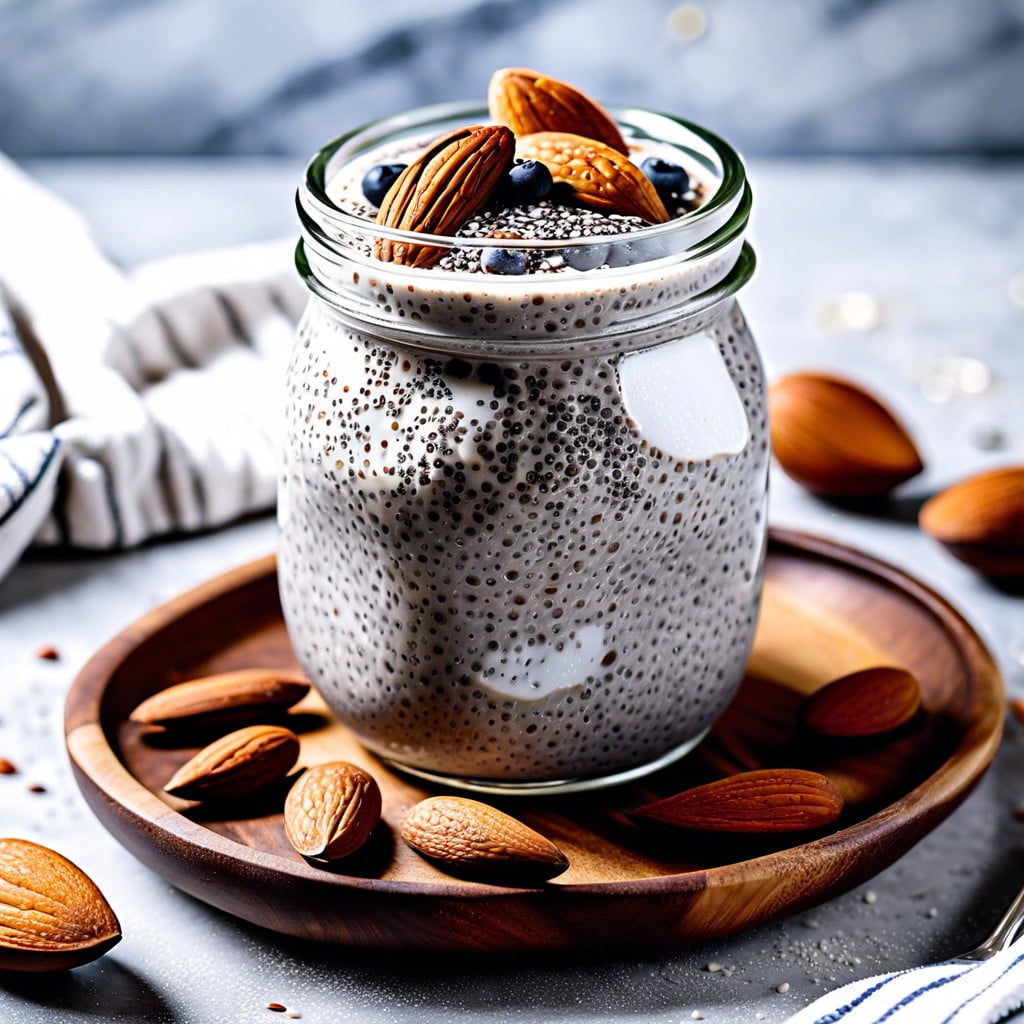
[281, 79, 767, 791]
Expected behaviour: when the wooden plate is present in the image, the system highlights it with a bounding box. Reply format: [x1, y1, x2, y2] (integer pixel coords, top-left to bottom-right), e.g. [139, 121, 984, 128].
[65, 529, 1003, 953]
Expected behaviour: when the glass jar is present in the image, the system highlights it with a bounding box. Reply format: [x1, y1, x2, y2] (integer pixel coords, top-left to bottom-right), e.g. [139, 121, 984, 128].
[281, 102, 767, 794]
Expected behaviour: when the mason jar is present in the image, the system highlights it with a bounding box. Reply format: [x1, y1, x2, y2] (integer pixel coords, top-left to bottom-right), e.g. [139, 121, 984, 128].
[280, 101, 767, 794]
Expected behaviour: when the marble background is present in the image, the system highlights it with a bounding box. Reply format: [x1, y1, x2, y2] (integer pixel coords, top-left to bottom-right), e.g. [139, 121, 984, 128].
[1, 0, 1022, 158]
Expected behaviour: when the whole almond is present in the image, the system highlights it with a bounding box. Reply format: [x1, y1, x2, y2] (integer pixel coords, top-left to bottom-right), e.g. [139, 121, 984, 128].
[631, 769, 844, 833]
[129, 669, 310, 727]
[802, 666, 921, 737]
[400, 796, 569, 879]
[919, 465, 1024, 578]
[488, 67, 628, 154]
[517, 132, 669, 223]
[375, 124, 515, 268]
[768, 372, 924, 496]
[283, 761, 382, 860]
[164, 725, 300, 801]
[0, 838, 121, 972]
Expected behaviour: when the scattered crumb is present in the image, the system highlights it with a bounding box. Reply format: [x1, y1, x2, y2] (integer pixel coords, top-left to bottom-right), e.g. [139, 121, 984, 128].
[285, 1012, 301, 1020]
[0, 758, 16, 775]
[863, 891, 878, 904]
[691, 1013, 705, 1021]
[266, 1004, 286, 1013]
[972, 426, 1007, 451]
[776, 982, 790, 994]
[704, 962, 723, 972]
[27, 783, 46, 794]
[35, 645, 60, 661]
[926, 907, 939, 918]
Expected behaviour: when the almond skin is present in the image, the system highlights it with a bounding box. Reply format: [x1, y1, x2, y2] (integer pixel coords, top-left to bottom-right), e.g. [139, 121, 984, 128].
[284, 761, 382, 860]
[919, 466, 1024, 578]
[768, 372, 924, 496]
[0, 838, 121, 972]
[401, 796, 569, 879]
[129, 669, 310, 727]
[631, 769, 844, 833]
[517, 132, 669, 223]
[164, 725, 300, 801]
[488, 67, 628, 154]
[375, 124, 515, 268]
[802, 667, 921, 737]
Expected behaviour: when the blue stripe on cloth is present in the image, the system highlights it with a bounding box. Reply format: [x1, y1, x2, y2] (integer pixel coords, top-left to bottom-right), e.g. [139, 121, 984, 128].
[0, 325, 20, 354]
[1, 396, 39, 439]
[0, 445, 31, 488]
[96, 457, 124, 548]
[939, 951, 1024, 1024]
[815, 975, 903, 1023]
[155, 308, 197, 368]
[873, 969, 978, 1023]
[0, 437, 60, 528]
[813, 967, 972, 1024]
[214, 289, 252, 345]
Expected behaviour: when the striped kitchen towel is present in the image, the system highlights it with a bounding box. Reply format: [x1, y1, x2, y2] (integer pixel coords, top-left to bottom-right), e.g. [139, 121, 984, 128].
[785, 940, 1024, 1023]
[0, 153, 305, 583]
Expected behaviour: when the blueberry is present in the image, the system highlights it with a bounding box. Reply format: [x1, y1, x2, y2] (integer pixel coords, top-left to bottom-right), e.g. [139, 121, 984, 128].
[481, 247, 528, 275]
[501, 160, 553, 205]
[640, 158, 690, 204]
[361, 163, 407, 207]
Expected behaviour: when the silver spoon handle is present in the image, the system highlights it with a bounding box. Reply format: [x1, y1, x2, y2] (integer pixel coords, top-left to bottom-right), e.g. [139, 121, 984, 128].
[957, 880, 1024, 962]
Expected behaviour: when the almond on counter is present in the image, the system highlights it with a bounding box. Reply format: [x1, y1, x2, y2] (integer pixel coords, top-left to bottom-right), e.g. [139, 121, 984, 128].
[0, 838, 121, 972]
[919, 465, 1024, 578]
[768, 372, 923, 496]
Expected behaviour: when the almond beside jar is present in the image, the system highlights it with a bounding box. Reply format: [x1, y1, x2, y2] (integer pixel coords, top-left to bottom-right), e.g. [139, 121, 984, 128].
[280, 71, 766, 793]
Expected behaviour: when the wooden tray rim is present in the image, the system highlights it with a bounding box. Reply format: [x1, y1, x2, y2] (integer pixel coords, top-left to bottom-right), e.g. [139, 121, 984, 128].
[65, 527, 1005, 902]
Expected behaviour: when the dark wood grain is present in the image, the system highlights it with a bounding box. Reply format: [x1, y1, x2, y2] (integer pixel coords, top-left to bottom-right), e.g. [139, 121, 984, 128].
[64, 529, 1004, 953]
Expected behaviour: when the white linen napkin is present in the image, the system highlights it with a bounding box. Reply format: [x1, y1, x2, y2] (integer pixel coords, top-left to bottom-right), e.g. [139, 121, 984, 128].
[0, 154, 305, 582]
[785, 941, 1024, 1023]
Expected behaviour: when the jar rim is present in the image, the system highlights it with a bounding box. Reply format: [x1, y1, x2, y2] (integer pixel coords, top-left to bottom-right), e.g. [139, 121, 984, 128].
[297, 100, 749, 260]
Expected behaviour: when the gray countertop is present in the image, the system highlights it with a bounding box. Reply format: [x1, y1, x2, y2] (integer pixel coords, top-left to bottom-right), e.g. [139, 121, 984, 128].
[1, 156, 1023, 1024]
